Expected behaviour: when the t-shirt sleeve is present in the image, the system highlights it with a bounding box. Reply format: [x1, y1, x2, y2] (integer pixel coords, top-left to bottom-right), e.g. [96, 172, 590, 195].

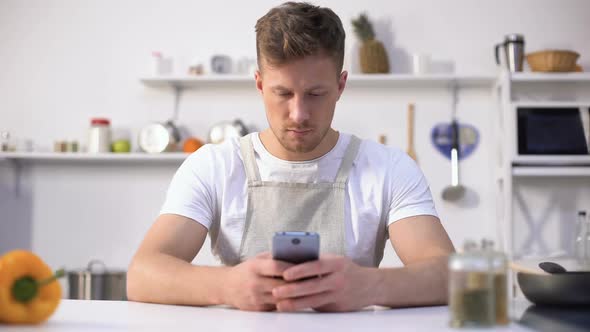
[387, 152, 438, 226]
[159, 145, 216, 229]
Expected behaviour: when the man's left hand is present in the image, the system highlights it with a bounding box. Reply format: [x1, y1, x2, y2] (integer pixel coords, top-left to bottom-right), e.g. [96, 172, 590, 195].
[271, 254, 378, 312]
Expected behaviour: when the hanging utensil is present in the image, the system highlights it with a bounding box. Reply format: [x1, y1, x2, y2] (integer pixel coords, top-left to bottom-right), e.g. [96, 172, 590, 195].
[442, 84, 465, 201]
[406, 103, 418, 163]
[442, 120, 466, 201]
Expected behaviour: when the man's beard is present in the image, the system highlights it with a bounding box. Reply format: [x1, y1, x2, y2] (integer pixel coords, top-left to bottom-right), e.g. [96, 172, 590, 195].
[277, 125, 330, 154]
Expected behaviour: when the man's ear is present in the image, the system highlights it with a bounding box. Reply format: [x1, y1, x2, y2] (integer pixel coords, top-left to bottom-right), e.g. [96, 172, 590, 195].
[336, 71, 348, 101]
[255, 70, 263, 94]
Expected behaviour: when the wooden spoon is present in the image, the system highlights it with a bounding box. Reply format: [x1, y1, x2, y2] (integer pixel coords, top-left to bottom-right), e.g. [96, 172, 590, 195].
[406, 103, 418, 163]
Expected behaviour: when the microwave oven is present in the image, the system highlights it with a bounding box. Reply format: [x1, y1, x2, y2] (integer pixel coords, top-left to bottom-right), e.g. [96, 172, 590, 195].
[517, 106, 590, 155]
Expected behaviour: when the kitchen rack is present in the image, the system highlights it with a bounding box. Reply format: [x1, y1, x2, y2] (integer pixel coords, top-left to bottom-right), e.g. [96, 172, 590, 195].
[140, 73, 498, 132]
[2, 74, 497, 164]
[494, 71, 590, 285]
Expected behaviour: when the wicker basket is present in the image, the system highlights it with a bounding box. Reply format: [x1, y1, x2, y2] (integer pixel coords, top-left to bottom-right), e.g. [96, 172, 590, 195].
[526, 50, 580, 72]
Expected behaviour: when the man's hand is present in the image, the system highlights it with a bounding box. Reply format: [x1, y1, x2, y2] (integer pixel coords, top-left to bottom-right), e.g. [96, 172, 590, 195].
[222, 252, 293, 311]
[271, 254, 378, 312]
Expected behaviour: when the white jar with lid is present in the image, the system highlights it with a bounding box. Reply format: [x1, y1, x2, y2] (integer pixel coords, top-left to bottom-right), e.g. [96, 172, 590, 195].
[87, 118, 111, 153]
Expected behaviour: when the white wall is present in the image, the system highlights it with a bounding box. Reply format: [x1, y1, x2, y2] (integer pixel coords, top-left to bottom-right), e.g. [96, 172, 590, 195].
[1, 0, 590, 272]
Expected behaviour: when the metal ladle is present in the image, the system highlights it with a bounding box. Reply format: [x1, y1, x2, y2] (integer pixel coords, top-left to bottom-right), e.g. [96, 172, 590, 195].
[442, 84, 465, 201]
[442, 119, 466, 201]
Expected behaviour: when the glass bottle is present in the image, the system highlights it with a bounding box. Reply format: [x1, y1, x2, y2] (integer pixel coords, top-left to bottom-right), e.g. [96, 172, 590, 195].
[449, 240, 495, 328]
[481, 239, 509, 325]
[575, 211, 590, 268]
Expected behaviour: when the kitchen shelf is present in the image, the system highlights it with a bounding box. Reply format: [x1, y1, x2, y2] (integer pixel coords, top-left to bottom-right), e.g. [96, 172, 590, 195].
[512, 101, 590, 108]
[512, 155, 590, 166]
[141, 75, 256, 88]
[0, 152, 189, 162]
[140, 74, 496, 89]
[512, 166, 590, 177]
[510, 72, 590, 83]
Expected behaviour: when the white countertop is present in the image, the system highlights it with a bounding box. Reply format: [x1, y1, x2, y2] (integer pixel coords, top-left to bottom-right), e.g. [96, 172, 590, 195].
[2, 300, 537, 332]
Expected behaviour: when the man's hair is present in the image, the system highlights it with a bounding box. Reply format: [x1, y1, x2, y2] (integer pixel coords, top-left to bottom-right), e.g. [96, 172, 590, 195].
[255, 2, 345, 75]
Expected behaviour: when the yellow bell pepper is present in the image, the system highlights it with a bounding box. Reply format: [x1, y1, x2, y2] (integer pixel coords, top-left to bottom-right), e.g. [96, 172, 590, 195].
[0, 250, 64, 324]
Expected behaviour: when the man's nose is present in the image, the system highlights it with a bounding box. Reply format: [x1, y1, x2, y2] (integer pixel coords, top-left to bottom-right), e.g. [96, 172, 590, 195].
[289, 96, 310, 124]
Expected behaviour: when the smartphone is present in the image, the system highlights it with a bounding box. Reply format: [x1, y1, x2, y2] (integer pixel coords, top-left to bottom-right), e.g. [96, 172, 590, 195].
[272, 231, 320, 264]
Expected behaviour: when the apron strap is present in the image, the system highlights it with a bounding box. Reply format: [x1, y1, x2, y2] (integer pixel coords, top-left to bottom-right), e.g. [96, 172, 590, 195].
[239, 135, 261, 182]
[335, 135, 361, 184]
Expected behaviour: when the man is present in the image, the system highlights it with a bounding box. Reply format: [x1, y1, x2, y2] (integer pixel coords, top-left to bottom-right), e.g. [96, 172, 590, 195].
[127, 2, 454, 312]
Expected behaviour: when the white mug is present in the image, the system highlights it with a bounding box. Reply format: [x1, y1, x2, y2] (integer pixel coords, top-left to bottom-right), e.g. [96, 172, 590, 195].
[412, 54, 431, 75]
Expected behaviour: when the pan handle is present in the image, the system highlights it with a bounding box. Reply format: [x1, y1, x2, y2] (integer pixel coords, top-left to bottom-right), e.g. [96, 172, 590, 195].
[509, 262, 547, 275]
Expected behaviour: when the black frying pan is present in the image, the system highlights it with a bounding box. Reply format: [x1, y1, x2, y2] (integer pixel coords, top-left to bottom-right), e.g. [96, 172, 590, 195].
[517, 262, 590, 306]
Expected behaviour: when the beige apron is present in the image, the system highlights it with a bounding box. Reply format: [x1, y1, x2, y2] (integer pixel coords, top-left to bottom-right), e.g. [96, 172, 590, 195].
[237, 134, 361, 263]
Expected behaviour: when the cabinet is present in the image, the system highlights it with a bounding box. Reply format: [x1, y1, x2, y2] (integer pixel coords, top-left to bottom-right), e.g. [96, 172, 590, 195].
[494, 71, 590, 266]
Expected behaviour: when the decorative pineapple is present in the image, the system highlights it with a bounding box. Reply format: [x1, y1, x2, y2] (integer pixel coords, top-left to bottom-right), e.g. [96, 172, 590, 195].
[351, 13, 390, 74]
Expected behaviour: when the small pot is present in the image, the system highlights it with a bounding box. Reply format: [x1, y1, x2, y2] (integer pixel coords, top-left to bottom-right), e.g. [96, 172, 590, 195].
[208, 119, 248, 144]
[138, 120, 182, 153]
[67, 260, 127, 300]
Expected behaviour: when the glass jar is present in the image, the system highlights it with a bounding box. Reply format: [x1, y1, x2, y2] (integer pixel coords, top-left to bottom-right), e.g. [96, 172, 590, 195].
[449, 240, 495, 328]
[87, 118, 111, 153]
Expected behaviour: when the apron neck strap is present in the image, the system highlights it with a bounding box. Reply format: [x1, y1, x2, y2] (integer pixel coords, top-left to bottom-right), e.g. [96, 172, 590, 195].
[335, 135, 361, 184]
[239, 135, 261, 182]
[240, 134, 361, 184]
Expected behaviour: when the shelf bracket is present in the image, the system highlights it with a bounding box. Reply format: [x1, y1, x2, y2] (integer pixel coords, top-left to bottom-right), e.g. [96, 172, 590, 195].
[5, 158, 23, 197]
[450, 81, 459, 119]
[171, 85, 184, 122]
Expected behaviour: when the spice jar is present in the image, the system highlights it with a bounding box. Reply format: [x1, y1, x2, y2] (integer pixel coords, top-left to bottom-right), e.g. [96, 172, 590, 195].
[481, 239, 509, 325]
[449, 240, 495, 328]
[87, 118, 111, 153]
[1, 131, 9, 152]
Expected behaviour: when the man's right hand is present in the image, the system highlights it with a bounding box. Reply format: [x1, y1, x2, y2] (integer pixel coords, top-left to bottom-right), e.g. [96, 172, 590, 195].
[221, 252, 293, 311]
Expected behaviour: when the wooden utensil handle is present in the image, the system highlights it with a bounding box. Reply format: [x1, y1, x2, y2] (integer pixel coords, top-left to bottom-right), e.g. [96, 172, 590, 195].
[509, 262, 547, 275]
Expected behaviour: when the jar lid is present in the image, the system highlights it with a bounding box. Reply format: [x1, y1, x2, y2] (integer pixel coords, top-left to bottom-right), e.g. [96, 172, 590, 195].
[91, 118, 110, 125]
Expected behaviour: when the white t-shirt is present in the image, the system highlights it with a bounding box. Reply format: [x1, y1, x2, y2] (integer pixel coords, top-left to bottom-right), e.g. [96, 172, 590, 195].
[160, 132, 438, 265]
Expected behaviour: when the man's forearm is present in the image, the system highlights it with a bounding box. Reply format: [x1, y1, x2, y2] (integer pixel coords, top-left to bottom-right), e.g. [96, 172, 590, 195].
[371, 255, 450, 308]
[127, 252, 229, 306]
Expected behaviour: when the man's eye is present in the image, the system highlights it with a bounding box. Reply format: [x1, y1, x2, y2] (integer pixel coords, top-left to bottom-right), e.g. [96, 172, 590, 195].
[309, 93, 325, 97]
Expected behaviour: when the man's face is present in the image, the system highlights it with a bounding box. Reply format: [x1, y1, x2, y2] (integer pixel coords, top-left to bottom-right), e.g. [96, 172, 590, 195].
[256, 54, 346, 155]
